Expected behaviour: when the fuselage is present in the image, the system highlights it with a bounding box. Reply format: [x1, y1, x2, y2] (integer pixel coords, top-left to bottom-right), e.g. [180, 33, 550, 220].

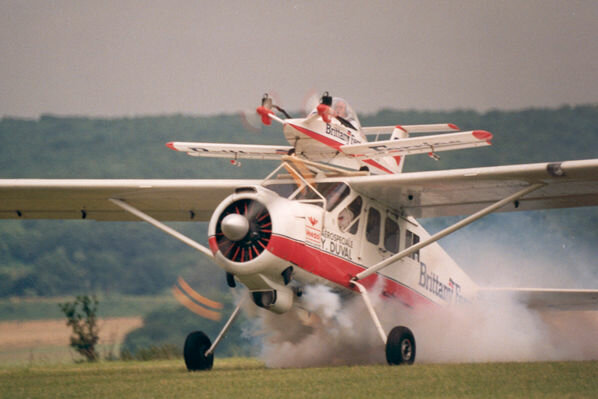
[207, 177, 478, 314]
[282, 97, 403, 174]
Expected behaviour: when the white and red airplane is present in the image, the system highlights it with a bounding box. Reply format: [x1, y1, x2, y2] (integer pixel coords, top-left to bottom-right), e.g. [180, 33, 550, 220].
[1, 92, 598, 370]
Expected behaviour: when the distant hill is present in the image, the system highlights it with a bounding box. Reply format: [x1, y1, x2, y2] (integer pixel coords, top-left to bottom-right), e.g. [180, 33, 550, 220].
[1, 106, 597, 298]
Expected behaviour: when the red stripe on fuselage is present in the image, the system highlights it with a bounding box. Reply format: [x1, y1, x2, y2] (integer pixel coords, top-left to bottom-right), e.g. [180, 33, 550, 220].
[288, 123, 395, 175]
[288, 123, 343, 150]
[267, 234, 433, 308]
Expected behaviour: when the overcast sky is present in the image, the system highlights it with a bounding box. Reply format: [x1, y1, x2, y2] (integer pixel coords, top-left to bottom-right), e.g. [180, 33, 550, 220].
[1, 0, 597, 118]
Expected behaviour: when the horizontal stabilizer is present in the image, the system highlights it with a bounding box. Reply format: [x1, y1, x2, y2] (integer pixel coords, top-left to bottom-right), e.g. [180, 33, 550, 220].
[341, 130, 492, 159]
[361, 123, 460, 136]
[166, 142, 293, 160]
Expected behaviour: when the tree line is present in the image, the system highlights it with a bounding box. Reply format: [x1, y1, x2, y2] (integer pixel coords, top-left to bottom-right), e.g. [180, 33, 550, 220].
[1, 105, 597, 299]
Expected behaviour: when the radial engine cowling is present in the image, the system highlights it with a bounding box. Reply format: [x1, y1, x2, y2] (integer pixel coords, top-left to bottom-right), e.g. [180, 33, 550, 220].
[214, 197, 272, 263]
[208, 187, 296, 314]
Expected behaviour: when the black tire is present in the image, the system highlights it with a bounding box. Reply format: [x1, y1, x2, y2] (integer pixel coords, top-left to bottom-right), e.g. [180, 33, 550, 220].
[184, 331, 214, 371]
[385, 326, 416, 365]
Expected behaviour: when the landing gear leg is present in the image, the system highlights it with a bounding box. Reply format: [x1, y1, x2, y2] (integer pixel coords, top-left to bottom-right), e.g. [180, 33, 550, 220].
[350, 280, 416, 365]
[184, 296, 246, 371]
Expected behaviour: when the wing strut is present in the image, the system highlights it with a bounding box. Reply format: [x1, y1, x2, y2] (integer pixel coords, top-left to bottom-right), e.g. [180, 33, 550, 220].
[109, 198, 213, 259]
[352, 183, 546, 282]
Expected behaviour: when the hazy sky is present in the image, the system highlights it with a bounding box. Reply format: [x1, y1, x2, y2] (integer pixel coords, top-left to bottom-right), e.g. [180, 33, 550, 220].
[2, 0, 597, 118]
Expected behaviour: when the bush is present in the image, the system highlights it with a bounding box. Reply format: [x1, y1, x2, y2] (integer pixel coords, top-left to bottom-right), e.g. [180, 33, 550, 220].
[59, 295, 100, 362]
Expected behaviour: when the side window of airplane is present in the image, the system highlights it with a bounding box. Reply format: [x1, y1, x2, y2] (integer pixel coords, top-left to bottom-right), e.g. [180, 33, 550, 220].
[366, 207, 381, 245]
[320, 182, 350, 211]
[384, 217, 400, 254]
[405, 230, 420, 261]
[338, 196, 362, 234]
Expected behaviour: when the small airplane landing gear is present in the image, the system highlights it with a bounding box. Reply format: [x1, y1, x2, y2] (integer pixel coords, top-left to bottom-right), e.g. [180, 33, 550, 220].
[385, 326, 416, 365]
[184, 296, 247, 371]
[184, 331, 214, 371]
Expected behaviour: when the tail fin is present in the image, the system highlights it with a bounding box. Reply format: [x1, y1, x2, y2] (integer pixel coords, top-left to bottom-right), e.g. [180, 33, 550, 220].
[360, 126, 408, 174]
[387, 126, 408, 173]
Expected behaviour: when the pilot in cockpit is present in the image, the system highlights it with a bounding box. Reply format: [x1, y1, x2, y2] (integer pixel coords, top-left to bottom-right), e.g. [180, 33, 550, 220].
[334, 99, 348, 119]
[331, 98, 358, 130]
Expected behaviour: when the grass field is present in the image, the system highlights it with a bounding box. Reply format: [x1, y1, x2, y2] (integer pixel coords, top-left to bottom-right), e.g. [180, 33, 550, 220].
[1, 358, 597, 398]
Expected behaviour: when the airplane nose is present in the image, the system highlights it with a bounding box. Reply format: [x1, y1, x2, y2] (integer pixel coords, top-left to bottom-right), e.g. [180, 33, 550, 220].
[221, 213, 250, 241]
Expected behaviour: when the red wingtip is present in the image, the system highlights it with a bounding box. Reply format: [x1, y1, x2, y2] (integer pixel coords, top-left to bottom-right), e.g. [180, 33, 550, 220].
[448, 123, 460, 131]
[395, 125, 407, 133]
[472, 130, 493, 141]
[166, 142, 177, 151]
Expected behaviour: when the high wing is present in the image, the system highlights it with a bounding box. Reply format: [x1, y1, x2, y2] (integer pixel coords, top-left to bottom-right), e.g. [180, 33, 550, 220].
[478, 287, 598, 310]
[340, 130, 493, 160]
[166, 142, 293, 160]
[2, 159, 597, 221]
[0, 179, 260, 221]
[341, 159, 598, 218]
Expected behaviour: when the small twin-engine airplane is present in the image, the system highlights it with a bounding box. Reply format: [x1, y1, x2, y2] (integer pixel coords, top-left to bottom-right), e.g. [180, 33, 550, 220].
[1, 92, 598, 370]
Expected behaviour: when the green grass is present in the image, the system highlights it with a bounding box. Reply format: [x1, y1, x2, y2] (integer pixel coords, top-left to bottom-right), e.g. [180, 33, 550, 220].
[0, 295, 176, 321]
[1, 359, 597, 398]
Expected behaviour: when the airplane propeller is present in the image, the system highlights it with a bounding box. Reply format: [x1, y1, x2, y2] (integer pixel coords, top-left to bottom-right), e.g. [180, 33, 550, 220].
[215, 198, 272, 263]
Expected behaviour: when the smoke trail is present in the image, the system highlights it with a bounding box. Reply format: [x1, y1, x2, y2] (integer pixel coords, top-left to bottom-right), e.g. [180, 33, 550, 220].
[254, 284, 386, 368]
[253, 283, 598, 367]
[247, 213, 598, 367]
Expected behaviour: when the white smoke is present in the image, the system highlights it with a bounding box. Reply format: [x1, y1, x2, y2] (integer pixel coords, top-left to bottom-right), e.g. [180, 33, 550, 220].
[250, 283, 598, 367]
[243, 212, 598, 367]
[252, 284, 386, 368]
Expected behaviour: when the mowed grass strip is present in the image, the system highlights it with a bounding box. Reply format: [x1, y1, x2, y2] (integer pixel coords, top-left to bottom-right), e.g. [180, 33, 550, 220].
[1, 359, 597, 399]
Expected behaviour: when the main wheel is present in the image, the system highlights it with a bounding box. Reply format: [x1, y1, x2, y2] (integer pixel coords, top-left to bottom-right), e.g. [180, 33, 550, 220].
[184, 331, 214, 371]
[385, 326, 416, 365]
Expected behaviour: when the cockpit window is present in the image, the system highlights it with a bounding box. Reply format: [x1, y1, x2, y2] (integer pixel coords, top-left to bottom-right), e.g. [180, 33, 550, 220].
[265, 181, 350, 211]
[265, 182, 298, 198]
[296, 182, 350, 211]
[339, 195, 362, 234]
[308, 97, 360, 129]
[331, 97, 359, 129]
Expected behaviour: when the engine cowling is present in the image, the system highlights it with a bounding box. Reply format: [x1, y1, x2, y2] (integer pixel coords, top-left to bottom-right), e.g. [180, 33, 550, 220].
[207, 186, 297, 313]
[214, 198, 272, 263]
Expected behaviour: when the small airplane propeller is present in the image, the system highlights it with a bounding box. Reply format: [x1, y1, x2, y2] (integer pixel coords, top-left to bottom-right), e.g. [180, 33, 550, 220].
[215, 198, 272, 263]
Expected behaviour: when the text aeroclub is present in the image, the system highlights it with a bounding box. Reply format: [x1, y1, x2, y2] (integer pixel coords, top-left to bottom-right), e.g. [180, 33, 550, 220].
[419, 263, 465, 303]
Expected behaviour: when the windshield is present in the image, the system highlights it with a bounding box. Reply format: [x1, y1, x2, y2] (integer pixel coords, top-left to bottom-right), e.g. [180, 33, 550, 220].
[264, 181, 350, 211]
[309, 97, 360, 129]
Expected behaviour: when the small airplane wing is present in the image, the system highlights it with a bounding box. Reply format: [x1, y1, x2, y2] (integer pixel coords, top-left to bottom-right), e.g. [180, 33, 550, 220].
[478, 287, 598, 310]
[340, 130, 492, 159]
[166, 142, 293, 160]
[0, 179, 260, 221]
[342, 159, 598, 218]
[361, 123, 460, 136]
